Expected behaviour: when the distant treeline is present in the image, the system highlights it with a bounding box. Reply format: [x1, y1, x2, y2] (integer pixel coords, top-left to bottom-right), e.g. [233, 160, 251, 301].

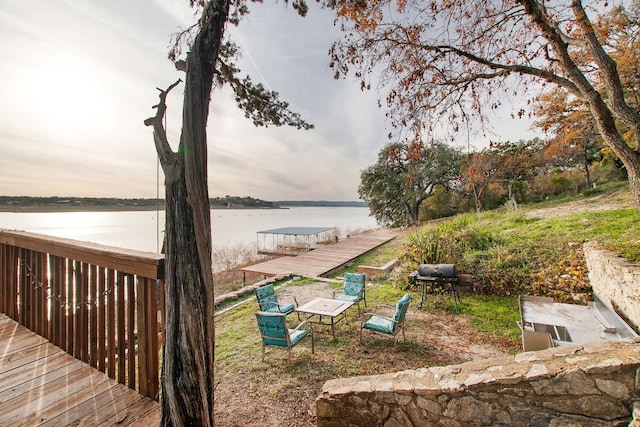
[0, 196, 366, 210]
[276, 200, 367, 207]
[0, 196, 163, 209]
[209, 196, 277, 209]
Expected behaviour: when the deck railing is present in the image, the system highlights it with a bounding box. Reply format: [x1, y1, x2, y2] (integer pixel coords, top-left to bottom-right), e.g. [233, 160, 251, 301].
[0, 229, 164, 400]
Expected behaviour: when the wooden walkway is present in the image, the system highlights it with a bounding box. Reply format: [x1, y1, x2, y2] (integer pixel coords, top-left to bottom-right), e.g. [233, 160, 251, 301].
[241, 228, 400, 277]
[0, 313, 160, 426]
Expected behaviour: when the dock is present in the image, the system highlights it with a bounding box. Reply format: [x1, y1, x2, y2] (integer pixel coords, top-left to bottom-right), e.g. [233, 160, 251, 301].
[241, 228, 400, 277]
[0, 313, 161, 426]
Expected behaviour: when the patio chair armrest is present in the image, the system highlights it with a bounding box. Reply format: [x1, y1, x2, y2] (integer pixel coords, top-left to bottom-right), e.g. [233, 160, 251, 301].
[280, 293, 299, 307]
[361, 312, 393, 322]
[371, 304, 395, 314]
[361, 311, 376, 321]
[292, 319, 313, 332]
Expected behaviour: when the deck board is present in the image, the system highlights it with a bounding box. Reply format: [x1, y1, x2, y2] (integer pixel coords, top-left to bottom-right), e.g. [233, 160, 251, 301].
[0, 313, 160, 426]
[241, 228, 399, 277]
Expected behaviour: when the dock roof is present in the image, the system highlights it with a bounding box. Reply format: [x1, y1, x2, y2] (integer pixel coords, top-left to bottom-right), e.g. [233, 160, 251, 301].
[257, 226, 334, 235]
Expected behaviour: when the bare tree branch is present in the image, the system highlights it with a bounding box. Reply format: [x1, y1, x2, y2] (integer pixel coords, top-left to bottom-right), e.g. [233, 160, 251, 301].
[143, 79, 182, 171]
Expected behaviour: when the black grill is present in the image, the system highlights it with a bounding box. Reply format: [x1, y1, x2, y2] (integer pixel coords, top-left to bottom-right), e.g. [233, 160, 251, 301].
[409, 263, 473, 311]
[417, 263, 456, 278]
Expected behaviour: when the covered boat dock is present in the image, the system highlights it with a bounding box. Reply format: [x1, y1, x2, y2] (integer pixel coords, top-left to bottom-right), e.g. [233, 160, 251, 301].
[257, 226, 336, 256]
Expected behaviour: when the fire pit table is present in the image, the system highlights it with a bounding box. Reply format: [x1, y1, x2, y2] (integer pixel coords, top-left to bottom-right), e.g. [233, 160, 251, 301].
[295, 297, 354, 339]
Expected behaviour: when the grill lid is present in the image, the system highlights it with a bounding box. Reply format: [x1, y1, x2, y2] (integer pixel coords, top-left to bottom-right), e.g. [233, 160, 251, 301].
[417, 263, 456, 278]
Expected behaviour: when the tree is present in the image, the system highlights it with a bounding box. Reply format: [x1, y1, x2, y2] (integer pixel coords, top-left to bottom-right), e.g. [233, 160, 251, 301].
[461, 139, 542, 212]
[490, 139, 543, 209]
[461, 149, 505, 213]
[358, 141, 461, 226]
[144, 1, 312, 424]
[330, 1, 640, 211]
[534, 89, 602, 188]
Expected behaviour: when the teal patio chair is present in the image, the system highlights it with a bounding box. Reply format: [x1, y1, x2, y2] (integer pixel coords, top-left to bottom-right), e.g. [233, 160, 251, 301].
[360, 294, 411, 345]
[255, 311, 314, 362]
[333, 272, 366, 315]
[255, 283, 298, 315]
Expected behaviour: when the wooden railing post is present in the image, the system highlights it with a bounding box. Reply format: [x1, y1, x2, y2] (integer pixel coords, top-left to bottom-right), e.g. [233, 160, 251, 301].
[0, 244, 18, 318]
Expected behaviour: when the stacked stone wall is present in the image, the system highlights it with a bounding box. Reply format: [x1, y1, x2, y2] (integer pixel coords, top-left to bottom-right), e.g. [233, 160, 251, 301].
[316, 341, 640, 426]
[584, 241, 640, 331]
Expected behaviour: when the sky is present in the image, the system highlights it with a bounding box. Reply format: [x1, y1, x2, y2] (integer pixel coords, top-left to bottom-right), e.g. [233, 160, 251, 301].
[0, 0, 538, 201]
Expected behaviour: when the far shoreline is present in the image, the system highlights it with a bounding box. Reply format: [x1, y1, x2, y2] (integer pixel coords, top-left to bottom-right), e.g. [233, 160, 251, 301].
[0, 197, 367, 212]
[0, 205, 164, 213]
[0, 206, 294, 213]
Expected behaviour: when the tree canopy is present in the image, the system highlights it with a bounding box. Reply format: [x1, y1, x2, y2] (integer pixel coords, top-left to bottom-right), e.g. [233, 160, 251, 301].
[359, 141, 462, 226]
[534, 88, 603, 188]
[331, 0, 640, 211]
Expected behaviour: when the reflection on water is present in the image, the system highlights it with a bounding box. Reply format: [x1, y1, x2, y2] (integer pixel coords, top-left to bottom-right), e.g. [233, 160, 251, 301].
[0, 207, 378, 256]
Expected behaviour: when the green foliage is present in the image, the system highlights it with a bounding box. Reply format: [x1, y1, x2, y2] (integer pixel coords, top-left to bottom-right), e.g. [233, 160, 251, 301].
[359, 141, 463, 227]
[400, 216, 500, 269]
[396, 191, 639, 298]
[581, 187, 605, 197]
[419, 186, 469, 221]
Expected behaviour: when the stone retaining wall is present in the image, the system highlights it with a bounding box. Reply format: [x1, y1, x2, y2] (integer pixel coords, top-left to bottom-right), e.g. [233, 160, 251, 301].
[316, 340, 640, 426]
[584, 241, 640, 331]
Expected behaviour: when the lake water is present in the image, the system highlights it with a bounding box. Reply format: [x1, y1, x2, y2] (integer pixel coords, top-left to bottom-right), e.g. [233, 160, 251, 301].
[0, 207, 378, 255]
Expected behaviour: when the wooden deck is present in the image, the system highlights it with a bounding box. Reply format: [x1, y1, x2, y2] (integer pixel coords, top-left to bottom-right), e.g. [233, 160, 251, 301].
[241, 228, 400, 277]
[0, 313, 160, 426]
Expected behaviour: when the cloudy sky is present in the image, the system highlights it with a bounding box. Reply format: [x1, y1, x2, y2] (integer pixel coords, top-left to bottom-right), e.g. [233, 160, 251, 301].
[0, 0, 537, 201]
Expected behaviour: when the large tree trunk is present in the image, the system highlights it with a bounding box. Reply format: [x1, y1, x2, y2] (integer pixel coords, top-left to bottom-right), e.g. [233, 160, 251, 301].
[145, 1, 230, 425]
[162, 161, 214, 425]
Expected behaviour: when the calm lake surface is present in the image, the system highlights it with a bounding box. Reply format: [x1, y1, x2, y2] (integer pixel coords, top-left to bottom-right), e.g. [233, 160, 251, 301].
[0, 207, 379, 254]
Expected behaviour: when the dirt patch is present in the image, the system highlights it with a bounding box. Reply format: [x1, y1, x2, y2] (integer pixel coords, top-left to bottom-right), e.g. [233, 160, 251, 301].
[525, 192, 632, 220]
[213, 281, 517, 426]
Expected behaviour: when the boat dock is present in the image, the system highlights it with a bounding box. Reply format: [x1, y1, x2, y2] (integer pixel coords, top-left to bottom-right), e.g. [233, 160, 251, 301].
[241, 228, 400, 278]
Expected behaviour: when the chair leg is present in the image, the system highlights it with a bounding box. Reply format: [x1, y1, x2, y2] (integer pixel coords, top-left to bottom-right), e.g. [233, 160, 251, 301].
[262, 345, 265, 362]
